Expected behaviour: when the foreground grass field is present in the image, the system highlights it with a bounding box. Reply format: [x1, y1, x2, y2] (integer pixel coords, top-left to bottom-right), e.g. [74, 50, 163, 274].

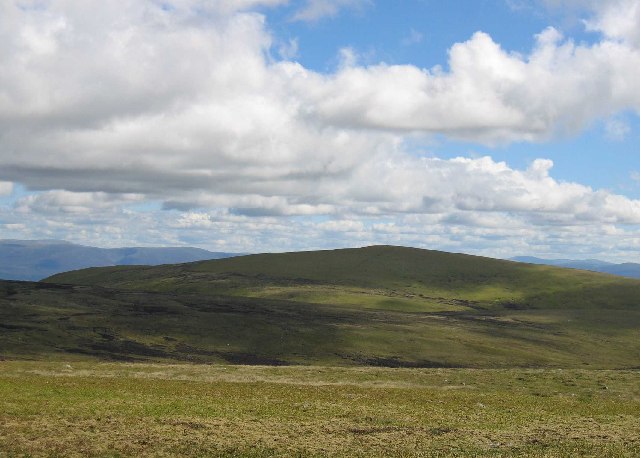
[1, 361, 639, 457]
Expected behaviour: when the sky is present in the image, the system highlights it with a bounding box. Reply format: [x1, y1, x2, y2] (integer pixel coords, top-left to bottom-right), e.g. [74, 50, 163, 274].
[0, 0, 640, 261]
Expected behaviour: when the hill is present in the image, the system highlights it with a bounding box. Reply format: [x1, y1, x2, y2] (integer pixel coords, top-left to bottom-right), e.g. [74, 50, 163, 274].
[511, 255, 640, 279]
[48, 245, 640, 311]
[0, 239, 239, 281]
[1, 246, 638, 368]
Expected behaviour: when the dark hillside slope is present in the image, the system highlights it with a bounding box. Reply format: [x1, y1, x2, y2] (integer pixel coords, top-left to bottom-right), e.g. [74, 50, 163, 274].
[3, 276, 640, 368]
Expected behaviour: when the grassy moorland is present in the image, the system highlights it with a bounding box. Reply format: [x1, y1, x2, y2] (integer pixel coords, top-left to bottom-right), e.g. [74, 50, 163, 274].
[46, 245, 640, 312]
[2, 246, 639, 456]
[29, 245, 640, 368]
[0, 277, 638, 368]
[1, 361, 639, 457]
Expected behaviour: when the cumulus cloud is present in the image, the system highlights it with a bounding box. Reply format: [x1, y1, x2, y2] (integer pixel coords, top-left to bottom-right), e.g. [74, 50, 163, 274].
[346, 155, 640, 224]
[297, 25, 640, 142]
[14, 191, 143, 215]
[1, 0, 640, 257]
[585, 0, 640, 46]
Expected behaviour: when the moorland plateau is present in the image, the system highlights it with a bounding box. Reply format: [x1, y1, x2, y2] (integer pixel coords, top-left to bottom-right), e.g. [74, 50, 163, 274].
[1, 245, 639, 456]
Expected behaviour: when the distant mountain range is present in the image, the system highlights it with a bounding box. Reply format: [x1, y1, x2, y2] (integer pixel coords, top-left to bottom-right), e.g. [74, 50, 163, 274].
[511, 256, 640, 279]
[0, 239, 240, 281]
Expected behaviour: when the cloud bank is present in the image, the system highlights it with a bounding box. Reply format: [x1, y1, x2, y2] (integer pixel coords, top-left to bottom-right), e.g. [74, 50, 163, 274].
[0, 0, 639, 258]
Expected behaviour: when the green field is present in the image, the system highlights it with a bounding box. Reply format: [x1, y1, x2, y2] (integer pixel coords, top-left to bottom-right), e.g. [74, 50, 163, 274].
[1, 361, 639, 457]
[2, 245, 640, 456]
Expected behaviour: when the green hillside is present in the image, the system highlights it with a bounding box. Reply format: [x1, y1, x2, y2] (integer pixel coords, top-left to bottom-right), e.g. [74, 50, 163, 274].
[1, 246, 638, 368]
[48, 245, 640, 311]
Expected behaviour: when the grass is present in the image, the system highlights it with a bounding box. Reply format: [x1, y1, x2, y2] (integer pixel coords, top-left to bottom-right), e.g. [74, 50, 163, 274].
[46, 245, 640, 311]
[3, 246, 640, 455]
[1, 360, 639, 457]
[2, 279, 640, 368]
[9, 246, 640, 368]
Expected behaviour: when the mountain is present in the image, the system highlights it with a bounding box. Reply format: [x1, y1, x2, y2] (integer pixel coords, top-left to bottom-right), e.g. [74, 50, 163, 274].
[1, 245, 633, 368]
[0, 239, 240, 281]
[511, 255, 640, 279]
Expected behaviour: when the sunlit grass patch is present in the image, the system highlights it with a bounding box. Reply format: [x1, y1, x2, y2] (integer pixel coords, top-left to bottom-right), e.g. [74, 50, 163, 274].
[1, 361, 638, 457]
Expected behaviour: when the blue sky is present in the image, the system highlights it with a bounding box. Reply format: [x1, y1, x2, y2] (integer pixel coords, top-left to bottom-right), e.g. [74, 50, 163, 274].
[267, 1, 570, 69]
[0, 0, 639, 261]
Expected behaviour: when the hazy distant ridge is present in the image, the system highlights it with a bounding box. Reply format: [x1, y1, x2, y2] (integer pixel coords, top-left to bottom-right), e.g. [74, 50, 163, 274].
[0, 239, 239, 281]
[511, 256, 640, 279]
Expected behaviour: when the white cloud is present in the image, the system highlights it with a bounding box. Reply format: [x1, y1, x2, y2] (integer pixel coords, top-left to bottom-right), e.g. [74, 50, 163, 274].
[0, 181, 13, 196]
[0, 0, 640, 259]
[296, 26, 640, 143]
[14, 191, 143, 215]
[277, 37, 299, 60]
[317, 219, 365, 233]
[3, 199, 640, 262]
[605, 117, 631, 140]
[585, 0, 640, 47]
[175, 212, 217, 229]
[541, 0, 640, 46]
